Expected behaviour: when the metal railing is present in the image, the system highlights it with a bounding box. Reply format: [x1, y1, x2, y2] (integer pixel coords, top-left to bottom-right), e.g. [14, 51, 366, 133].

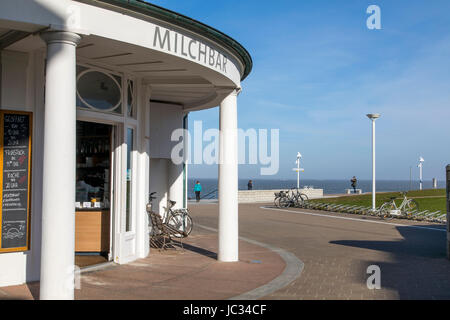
[200, 189, 218, 200]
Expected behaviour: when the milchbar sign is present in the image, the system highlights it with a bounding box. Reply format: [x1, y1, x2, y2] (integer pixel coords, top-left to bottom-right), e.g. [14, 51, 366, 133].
[152, 26, 228, 73]
[0, 110, 32, 253]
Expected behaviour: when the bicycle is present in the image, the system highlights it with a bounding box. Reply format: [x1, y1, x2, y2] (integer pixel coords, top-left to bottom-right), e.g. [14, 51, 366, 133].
[378, 192, 419, 220]
[276, 190, 296, 208]
[147, 192, 193, 238]
[274, 190, 289, 207]
[289, 188, 309, 207]
[274, 188, 309, 208]
[163, 199, 193, 238]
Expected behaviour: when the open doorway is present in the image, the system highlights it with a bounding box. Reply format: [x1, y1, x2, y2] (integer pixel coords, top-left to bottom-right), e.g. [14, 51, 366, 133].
[75, 120, 113, 267]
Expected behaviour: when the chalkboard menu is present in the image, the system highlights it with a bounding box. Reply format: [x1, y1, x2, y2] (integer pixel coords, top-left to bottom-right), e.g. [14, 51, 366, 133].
[0, 110, 32, 253]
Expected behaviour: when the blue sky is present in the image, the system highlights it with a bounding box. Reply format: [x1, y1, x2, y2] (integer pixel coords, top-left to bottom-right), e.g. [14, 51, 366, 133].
[147, 0, 450, 181]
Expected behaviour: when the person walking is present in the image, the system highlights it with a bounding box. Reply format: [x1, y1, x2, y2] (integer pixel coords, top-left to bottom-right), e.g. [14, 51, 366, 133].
[247, 180, 253, 190]
[194, 181, 202, 202]
[350, 176, 357, 193]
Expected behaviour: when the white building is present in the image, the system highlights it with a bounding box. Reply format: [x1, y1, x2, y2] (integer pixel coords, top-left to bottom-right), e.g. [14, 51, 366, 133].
[0, 0, 252, 299]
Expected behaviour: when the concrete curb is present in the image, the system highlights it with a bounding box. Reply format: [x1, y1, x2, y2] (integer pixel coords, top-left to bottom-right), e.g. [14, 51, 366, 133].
[196, 224, 304, 300]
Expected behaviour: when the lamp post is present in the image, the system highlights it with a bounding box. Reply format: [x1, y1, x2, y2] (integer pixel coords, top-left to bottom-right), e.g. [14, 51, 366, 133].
[418, 157, 425, 190]
[293, 152, 304, 189]
[367, 113, 380, 211]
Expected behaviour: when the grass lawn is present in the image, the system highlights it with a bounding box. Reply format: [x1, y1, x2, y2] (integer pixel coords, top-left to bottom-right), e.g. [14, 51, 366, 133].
[311, 189, 446, 213]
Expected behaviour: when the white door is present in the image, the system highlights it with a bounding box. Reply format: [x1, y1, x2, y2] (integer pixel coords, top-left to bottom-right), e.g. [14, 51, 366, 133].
[114, 125, 138, 264]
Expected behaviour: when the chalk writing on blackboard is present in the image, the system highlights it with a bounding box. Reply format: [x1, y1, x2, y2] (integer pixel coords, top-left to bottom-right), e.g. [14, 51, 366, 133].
[0, 111, 32, 252]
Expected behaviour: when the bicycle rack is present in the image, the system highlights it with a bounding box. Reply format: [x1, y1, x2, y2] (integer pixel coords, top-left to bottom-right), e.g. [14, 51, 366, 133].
[338, 205, 351, 212]
[273, 197, 445, 225]
[411, 210, 423, 217]
[332, 204, 345, 212]
[436, 213, 446, 220]
[423, 211, 442, 222]
[424, 211, 435, 217]
[427, 212, 444, 222]
[349, 206, 364, 213]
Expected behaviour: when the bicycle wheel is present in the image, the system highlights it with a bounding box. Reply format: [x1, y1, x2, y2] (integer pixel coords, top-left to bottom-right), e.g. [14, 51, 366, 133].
[274, 196, 280, 208]
[168, 211, 193, 238]
[299, 193, 309, 201]
[279, 196, 290, 208]
[175, 209, 194, 236]
[404, 199, 419, 217]
[175, 213, 193, 236]
[379, 202, 395, 220]
[293, 193, 305, 207]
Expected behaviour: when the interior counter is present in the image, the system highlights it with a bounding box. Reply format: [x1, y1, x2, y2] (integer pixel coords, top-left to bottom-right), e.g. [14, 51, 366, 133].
[75, 209, 110, 253]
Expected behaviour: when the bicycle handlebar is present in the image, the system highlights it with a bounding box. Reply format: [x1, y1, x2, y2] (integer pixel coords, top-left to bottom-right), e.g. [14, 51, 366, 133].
[149, 192, 157, 201]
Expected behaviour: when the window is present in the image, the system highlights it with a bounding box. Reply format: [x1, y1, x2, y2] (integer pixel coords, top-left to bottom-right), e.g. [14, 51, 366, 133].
[125, 127, 134, 231]
[127, 79, 135, 118]
[76, 66, 122, 114]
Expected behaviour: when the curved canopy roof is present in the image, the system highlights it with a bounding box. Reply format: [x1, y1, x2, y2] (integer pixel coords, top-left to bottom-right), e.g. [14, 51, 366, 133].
[85, 0, 253, 81]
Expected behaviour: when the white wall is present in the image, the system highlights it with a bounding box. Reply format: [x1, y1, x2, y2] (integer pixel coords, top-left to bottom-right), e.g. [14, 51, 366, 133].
[1, 51, 29, 109]
[149, 158, 169, 217]
[149, 158, 185, 219]
[149, 102, 186, 159]
[149, 102, 186, 214]
[0, 50, 45, 287]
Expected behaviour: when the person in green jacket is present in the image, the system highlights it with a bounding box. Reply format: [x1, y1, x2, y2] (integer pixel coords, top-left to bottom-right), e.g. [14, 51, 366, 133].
[194, 181, 202, 202]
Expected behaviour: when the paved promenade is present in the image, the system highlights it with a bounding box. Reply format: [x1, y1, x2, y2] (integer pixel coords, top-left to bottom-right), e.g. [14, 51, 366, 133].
[2, 202, 449, 300]
[191, 203, 450, 299]
[0, 226, 286, 300]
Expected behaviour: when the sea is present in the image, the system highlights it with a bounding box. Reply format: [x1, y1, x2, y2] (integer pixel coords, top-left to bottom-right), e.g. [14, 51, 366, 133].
[187, 178, 444, 200]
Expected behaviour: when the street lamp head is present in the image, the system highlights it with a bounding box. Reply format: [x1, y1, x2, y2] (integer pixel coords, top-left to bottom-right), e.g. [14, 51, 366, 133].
[297, 152, 302, 159]
[366, 113, 381, 120]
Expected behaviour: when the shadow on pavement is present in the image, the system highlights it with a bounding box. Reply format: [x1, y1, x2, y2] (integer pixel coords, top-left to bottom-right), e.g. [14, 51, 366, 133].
[330, 224, 450, 299]
[181, 242, 217, 259]
[150, 238, 218, 260]
[331, 224, 446, 259]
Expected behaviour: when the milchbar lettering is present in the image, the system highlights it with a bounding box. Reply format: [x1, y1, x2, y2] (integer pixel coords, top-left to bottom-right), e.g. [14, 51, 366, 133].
[208, 48, 216, 66]
[188, 39, 197, 59]
[153, 26, 171, 51]
[198, 42, 207, 64]
[152, 26, 228, 73]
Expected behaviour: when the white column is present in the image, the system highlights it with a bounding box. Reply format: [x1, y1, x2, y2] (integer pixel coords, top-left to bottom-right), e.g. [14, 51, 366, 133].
[218, 90, 239, 262]
[39, 31, 81, 300]
[135, 83, 151, 258]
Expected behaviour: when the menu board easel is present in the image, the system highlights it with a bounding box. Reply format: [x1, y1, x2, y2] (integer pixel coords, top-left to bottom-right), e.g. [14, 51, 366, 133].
[0, 110, 32, 253]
